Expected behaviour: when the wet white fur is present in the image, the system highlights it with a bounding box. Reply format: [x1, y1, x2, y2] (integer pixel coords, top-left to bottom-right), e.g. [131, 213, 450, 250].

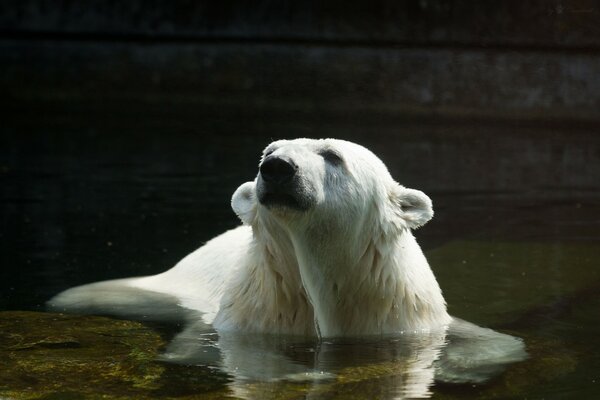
[50, 138, 452, 337]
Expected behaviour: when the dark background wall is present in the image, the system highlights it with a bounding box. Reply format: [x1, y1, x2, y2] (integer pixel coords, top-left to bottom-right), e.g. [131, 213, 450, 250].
[1, 0, 600, 122]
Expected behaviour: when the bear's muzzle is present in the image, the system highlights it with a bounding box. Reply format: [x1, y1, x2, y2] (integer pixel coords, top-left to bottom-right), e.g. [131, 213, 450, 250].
[257, 155, 310, 211]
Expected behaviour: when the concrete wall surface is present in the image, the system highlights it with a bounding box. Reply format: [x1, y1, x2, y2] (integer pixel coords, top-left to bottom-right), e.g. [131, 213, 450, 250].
[1, 1, 600, 122]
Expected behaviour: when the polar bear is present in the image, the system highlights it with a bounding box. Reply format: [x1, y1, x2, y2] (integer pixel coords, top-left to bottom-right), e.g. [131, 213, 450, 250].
[49, 138, 527, 389]
[49, 138, 451, 337]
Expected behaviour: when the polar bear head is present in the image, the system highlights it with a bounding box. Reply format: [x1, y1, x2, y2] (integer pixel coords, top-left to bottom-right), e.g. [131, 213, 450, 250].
[232, 138, 433, 236]
[231, 138, 446, 336]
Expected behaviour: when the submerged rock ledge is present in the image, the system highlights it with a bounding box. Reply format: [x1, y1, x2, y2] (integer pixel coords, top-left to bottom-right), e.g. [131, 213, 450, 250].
[0, 310, 578, 399]
[0, 311, 228, 399]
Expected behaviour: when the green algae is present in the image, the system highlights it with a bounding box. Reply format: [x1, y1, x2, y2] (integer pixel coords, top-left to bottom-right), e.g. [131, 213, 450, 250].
[0, 311, 229, 399]
[0, 310, 583, 400]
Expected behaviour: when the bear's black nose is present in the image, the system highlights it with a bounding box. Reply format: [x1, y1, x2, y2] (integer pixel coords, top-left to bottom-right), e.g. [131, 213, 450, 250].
[260, 156, 297, 184]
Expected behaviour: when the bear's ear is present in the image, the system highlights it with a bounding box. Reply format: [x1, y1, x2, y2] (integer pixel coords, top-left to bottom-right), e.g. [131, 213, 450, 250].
[388, 185, 434, 230]
[231, 181, 257, 225]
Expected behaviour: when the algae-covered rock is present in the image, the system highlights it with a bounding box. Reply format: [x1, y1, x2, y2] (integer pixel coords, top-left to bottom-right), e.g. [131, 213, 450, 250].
[0, 311, 229, 400]
[0, 311, 163, 399]
[0, 309, 583, 400]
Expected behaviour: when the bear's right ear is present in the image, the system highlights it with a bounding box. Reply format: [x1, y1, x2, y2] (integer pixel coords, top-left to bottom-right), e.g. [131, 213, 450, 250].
[231, 181, 257, 225]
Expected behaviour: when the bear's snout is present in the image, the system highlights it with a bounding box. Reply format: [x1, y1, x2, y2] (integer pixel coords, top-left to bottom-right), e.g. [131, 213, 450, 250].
[257, 155, 313, 211]
[260, 156, 297, 184]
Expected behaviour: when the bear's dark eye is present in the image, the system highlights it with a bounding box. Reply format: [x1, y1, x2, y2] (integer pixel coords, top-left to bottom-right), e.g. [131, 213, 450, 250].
[264, 148, 276, 158]
[319, 149, 344, 165]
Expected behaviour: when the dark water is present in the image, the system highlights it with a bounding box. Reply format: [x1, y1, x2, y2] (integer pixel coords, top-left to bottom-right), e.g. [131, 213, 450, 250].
[1, 114, 599, 398]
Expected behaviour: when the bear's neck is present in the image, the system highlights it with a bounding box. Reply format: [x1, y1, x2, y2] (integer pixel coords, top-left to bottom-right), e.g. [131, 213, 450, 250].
[216, 217, 317, 336]
[290, 230, 451, 337]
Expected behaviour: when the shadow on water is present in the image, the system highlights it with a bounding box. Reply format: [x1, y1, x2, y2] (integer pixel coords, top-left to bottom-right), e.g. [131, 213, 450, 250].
[1, 115, 600, 399]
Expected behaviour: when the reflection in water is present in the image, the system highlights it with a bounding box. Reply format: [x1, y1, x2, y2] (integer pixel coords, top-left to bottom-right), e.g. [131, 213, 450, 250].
[158, 315, 525, 399]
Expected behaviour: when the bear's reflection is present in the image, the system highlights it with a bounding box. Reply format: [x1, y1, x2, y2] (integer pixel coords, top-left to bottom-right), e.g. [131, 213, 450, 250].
[160, 315, 525, 399]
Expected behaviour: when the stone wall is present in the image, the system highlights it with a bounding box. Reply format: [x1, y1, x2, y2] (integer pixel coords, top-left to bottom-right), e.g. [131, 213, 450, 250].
[1, 0, 600, 122]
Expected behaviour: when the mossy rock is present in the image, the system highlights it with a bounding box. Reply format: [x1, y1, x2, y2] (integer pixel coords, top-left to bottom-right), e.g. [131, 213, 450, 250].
[0, 298, 584, 400]
[0, 311, 229, 399]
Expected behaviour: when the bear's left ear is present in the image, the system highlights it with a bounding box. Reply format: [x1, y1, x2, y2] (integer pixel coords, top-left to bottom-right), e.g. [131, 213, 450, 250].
[388, 185, 434, 230]
[231, 181, 257, 225]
